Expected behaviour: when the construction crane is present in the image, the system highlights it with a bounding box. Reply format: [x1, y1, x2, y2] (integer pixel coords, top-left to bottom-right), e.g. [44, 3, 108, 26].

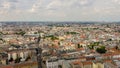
[35, 34, 43, 68]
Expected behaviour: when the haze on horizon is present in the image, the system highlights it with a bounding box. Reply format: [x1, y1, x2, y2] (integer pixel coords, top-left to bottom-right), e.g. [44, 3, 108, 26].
[0, 0, 120, 22]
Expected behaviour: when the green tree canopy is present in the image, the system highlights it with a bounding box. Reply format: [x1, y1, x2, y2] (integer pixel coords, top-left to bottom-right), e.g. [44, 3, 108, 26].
[88, 42, 100, 49]
[96, 46, 107, 54]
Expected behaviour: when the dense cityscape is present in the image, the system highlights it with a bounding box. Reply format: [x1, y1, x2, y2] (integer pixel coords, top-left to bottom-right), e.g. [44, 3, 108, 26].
[0, 22, 120, 68]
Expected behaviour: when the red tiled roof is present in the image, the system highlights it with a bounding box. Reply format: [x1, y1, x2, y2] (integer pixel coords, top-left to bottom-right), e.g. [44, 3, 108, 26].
[0, 65, 13, 68]
[82, 61, 92, 65]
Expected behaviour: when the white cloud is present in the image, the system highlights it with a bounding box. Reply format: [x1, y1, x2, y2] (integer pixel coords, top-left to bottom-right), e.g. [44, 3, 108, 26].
[2, 1, 11, 9]
[30, 0, 94, 12]
[46, 0, 62, 10]
[0, 0, 120, 22]
[114, 0, 120, 4]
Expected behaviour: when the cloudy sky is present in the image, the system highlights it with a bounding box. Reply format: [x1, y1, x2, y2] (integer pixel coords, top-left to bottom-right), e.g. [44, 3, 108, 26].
[0, 0, 120, 22]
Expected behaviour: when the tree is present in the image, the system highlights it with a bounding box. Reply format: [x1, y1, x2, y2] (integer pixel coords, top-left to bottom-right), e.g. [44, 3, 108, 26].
[0, 38, 5, 42]
[25, 56, 31, 61]
[9, 57, 13, 62]
[77, 44, 82, 48]
[19, 31, 26, 36]
[115, 46, 119, 50]
[15, 30, 26, 36]
[34, 32, 38, 34]
[58, 65, 62, 68]
[45, 35, 59, 41]
[10, 44, 20, 49]
[66, 32, 78, 35]
[15, 57, 22, 63]
[96, 46, 107, 54]
[88, 42, 100, 49]
[107, 39, 112, 41]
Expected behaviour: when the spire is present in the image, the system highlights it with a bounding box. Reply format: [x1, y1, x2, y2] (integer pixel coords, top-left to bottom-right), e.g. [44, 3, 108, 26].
[37, 34, 41, 44]
[36, 33, 43, 68]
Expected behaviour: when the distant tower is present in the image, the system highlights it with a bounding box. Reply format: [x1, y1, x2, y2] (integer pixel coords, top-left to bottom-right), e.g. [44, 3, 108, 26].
[36, 34, 43, 68]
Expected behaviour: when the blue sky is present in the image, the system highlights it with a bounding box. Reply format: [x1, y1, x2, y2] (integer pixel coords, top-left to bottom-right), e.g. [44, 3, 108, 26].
[0, 0, 120, 22]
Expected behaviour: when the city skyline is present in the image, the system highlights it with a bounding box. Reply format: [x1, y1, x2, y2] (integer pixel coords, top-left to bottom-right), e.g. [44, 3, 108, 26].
[0, 0, 120, 22]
